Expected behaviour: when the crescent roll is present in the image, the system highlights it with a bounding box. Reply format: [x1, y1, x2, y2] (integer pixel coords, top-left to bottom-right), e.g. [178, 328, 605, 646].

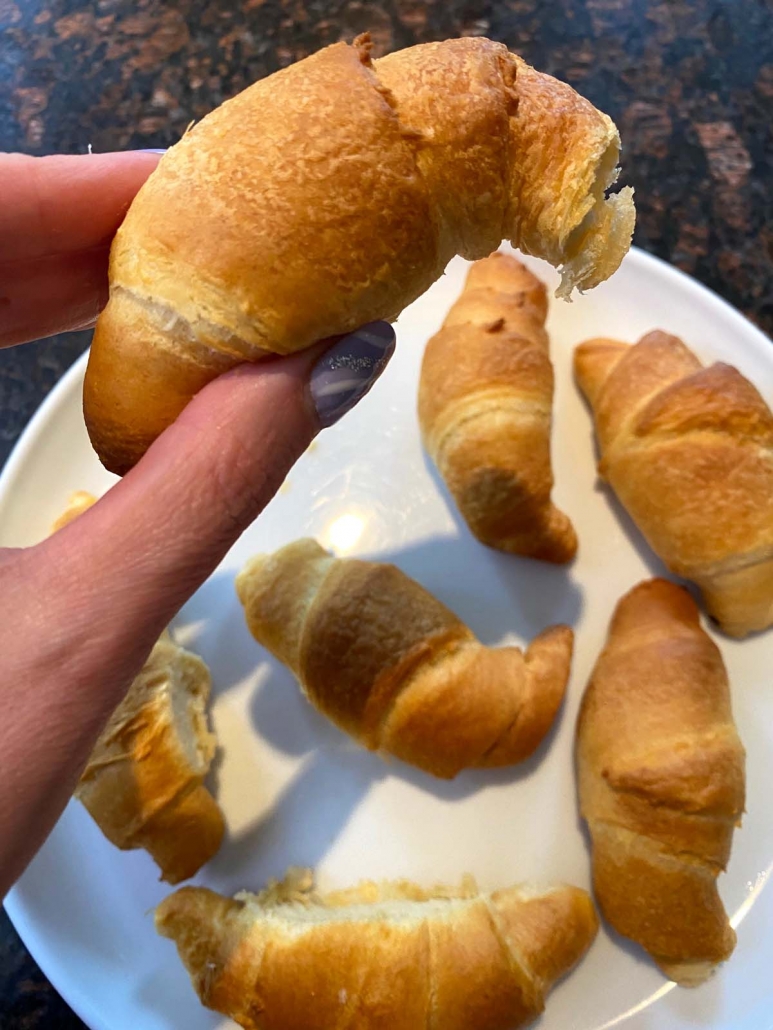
[236, 538, 573, 778]
[156, 871, 599, 1030]
[419, 252, 577, 562]
[84, 34, 634, 473]
[575, 330, 773, 636]
[577, 579, 745, 985]
[53, 492, 225, 883]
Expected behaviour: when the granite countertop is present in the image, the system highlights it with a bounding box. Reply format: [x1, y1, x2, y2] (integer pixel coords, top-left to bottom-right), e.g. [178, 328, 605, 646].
[1, 0, 772, 1025]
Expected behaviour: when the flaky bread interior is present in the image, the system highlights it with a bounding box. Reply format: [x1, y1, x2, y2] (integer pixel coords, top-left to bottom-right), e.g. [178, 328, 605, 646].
[75, 630, 225, 883]
[507, 57, 634, 298]
[50, 490, 100, 531]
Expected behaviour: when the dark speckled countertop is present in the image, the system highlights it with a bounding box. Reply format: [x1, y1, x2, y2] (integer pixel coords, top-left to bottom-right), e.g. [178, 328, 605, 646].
[1, 0, 772, 1025]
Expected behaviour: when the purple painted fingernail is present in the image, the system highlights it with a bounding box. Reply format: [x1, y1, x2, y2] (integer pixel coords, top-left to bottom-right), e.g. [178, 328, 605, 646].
[138, 148, 167, 154]
[310, 321, 396, 428]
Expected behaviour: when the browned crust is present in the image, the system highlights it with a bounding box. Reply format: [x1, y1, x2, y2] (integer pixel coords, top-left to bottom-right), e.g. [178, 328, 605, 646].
[574, 330, 773, 635]
[576, 578, 745, 983]
[419, 252, 577, 562]
[84, 36, 633, 473]
[237, 538, 572, 778]
[155, 878, 598, 1029]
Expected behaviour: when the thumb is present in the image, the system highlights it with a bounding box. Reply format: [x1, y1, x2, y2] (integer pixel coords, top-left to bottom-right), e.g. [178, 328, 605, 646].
[33, 321, 395, 674]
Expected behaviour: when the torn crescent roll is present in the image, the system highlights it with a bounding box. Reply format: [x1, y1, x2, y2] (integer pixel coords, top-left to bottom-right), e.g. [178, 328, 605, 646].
[155, 872, 599, 1030]
[74, 631, 225, 884]
[84, 34, 634, 474]
[53, 492, 225, 883]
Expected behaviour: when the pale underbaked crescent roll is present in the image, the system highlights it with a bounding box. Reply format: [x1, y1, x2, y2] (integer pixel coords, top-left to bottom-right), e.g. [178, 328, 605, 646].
[156, 871, 599, 1030]
[84, 34, 634, 474]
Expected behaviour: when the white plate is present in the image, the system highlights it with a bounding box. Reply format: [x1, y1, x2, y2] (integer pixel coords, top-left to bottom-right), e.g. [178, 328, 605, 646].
[2, 247, 773, 1030]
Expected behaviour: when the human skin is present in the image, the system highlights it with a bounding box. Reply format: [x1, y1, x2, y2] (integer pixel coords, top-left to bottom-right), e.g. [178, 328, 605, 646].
[0, 152, 393, 895]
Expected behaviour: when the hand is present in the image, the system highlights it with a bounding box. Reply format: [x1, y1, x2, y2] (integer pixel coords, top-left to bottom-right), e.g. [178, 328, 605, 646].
[0, 152, 395, 896]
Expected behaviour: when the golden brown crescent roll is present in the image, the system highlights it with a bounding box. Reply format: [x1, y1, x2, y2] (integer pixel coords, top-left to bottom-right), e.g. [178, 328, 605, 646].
[576, 579, 745, 985]
[236, 538, 573, 778]
[53, 492, 225, 883]
[419, 252, 577, 562]
[155, 871, 599, 1030]
[575, 330, 773, 637]
[84, 34, 634, 474]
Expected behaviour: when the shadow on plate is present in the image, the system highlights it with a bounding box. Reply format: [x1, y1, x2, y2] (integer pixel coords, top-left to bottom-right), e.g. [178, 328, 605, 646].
[133, 953, 220, 1030]
[362, 458, 587, 642]
[593, 479, 671, 582]
[249, 654, 345, 759]
[206, 744, 382, 886]
[574, 399, 672, 585]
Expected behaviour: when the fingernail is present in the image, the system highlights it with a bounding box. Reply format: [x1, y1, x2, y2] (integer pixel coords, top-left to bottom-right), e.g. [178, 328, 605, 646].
[310, 321, 395, 428]
[138, 148, 167, 154]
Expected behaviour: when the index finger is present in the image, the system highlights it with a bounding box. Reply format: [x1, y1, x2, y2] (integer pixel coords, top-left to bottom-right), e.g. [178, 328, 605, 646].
[0, 152, 161, 262]
[0, 152, 161, 346]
